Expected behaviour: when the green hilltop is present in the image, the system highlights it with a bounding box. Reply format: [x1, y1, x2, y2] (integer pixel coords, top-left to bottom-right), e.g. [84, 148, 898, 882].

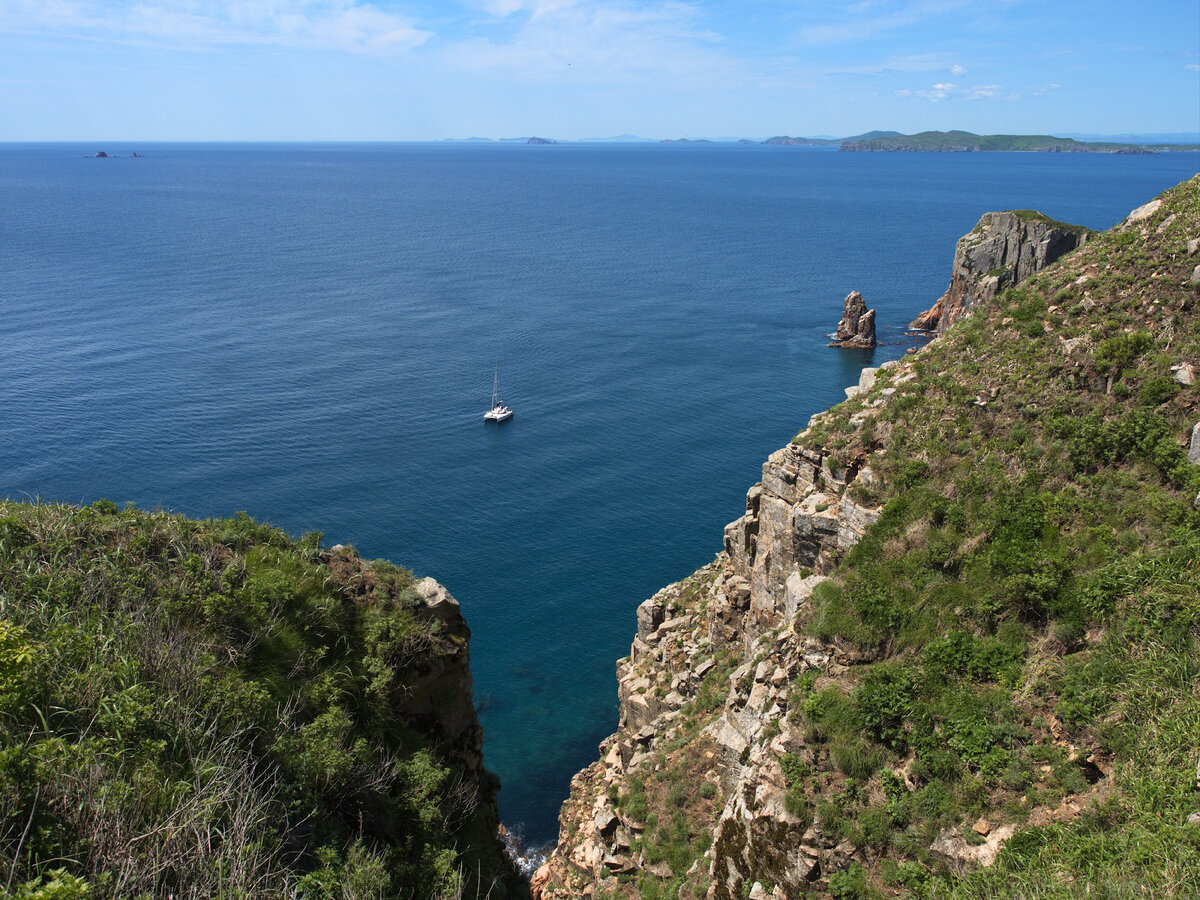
[0, 504, 526, 899]
[840, 130, 1199, 153]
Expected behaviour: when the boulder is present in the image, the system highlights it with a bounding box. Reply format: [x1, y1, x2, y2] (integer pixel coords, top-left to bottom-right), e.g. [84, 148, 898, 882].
[829, 292, 877, 348]
[1126, 199, 1163, 225]
[1190, 423, 1200, 466]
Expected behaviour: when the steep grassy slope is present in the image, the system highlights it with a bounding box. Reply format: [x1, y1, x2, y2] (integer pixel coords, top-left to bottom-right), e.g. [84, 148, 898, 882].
[536, 174, 1200, 900]
[797, 175, 1200, 898]
[0, 502, 525, 899]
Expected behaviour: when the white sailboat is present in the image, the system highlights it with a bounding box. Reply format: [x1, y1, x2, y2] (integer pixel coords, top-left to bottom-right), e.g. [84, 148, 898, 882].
[483, 369, 513, 422]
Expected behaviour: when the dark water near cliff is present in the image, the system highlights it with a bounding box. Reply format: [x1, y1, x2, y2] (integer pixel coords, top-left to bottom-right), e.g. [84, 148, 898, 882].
[2, 142, 1196, 844]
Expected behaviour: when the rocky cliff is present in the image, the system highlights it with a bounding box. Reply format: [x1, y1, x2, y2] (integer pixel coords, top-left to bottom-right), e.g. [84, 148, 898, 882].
[910, 210, 1093, 332]
[534, 176, 1200, 900]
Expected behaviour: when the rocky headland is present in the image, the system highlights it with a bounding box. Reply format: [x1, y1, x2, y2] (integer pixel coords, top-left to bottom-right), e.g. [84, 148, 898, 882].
[910, 210, 1093, 333]
[534, 176, 1200, 899]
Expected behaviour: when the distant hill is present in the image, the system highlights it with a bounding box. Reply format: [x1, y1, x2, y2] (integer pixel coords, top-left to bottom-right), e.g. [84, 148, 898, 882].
[840, 130, 1199, 153]
[763, 130, 902, 146]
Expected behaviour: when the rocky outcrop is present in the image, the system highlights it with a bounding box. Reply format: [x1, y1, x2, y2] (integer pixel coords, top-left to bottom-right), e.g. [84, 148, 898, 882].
[533, 362, 902, 899]
[829, 291, 877, 348]
[910, 211, 1092, 332]
[402, 576, 490, 778]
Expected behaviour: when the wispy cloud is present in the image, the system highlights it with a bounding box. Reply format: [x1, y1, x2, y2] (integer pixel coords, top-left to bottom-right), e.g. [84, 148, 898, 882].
[796, 0, 981, 46]
[443, 0, 736, 85]
[897, 80, 1010, 101]
[0, 0, 432, 54]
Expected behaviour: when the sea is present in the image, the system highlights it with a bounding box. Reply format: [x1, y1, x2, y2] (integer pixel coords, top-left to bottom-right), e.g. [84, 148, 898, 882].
[2, 142, 1196, 847]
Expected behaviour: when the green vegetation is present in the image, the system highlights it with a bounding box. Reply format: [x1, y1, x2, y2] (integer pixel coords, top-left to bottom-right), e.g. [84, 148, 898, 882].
[790, 175, 1200, 896]
[840, 130, 1198, 153]
[0, 502, 522, 899]
[1009, 209, 1094, 234]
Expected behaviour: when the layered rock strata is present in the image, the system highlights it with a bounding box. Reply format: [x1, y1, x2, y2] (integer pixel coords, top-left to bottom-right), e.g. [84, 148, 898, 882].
[910, 211, 1092, 332]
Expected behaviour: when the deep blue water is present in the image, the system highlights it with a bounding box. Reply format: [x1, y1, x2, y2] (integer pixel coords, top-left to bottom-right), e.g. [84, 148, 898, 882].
[2, 142, 1196, 844]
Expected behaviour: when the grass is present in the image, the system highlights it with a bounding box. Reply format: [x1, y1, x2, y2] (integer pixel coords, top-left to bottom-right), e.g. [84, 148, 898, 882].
[0, 501, 524, 899]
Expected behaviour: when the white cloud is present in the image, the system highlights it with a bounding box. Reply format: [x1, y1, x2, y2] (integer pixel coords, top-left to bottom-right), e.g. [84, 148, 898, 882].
[0, 0, 432, 54]
[1187, 64, 1200, 72]
[951, 63, 966, 75]
[898, 79, 1010, 102]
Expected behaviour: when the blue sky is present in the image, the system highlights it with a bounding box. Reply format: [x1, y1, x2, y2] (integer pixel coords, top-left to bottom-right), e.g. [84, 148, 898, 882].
[1, 0, 1197, 141]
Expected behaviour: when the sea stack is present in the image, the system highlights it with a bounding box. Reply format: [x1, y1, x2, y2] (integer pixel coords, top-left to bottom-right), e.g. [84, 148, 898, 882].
[829, 290, 877, 348]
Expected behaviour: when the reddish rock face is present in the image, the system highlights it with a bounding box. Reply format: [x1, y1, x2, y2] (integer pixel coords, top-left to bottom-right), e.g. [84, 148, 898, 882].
[909, 211, 1091, 332]
[830, 290, 877, 348]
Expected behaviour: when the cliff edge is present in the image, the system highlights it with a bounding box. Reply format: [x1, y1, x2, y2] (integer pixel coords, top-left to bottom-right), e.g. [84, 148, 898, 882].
[535, 175, 1200, 900]
[910, 210, 1093, 332]
[0, 503, 528, 899]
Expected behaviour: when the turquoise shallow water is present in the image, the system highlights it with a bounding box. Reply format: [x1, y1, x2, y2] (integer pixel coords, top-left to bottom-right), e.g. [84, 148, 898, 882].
[1, 142, 1196, 843]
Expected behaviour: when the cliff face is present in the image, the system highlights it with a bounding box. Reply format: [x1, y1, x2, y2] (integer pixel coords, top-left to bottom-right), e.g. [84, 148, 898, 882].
[910, 210, 1092, 332]
[535, 177, 1200, 900]
[532, 367, 896, 899]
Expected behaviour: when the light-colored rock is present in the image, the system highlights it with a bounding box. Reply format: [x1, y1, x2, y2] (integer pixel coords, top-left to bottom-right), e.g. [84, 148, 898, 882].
[636, 595, 664, 639]
[415, 576, 462, 621]
[1127, 198, 1163, 224]
[1061, 335, 1089, 355]
[1172, 363, 1195, 386]
[1188, 237, 1200, 255]
[858, 366, 879, 393]
[930, 824, 1017, 874]
[1191, 265, 1200, 284]
[1189, 423, 1200, 465]
[713, 714, 750, 759]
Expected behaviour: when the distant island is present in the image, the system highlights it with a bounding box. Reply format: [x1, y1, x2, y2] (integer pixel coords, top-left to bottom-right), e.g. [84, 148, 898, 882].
[443, 130, 1197, 150]
[838, 130, 1199, 153]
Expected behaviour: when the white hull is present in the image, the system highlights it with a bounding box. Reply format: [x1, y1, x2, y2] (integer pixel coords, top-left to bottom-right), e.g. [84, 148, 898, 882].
[484, 368, 513, 422]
